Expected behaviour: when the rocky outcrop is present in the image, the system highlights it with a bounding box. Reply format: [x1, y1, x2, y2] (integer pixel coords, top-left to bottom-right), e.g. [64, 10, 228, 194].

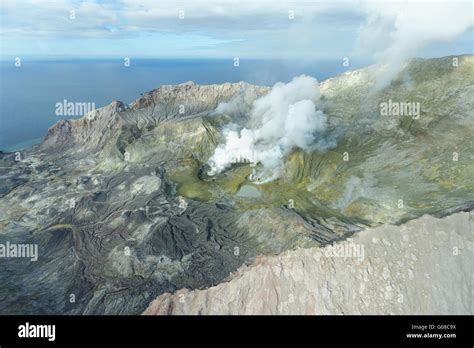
[39, 100, 126, 153]
[39, 82, 269, 154]
[143, 211, 473, 315]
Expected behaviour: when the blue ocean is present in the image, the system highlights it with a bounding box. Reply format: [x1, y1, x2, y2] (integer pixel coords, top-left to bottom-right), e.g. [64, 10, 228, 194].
[0, 58, 366, 151]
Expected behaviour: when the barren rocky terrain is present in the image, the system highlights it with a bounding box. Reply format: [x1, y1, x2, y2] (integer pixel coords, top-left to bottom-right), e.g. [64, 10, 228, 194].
[144, 211, 473, 315]
[0, 55, 473, 314]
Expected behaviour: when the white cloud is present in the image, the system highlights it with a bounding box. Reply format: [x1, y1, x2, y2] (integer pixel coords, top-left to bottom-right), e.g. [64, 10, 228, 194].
[0, 1, 471, 62]
[0, 0, 358, 58]
[0, 0, 348, 37]
[355, 0, 474, 88]
[207, 75, 336, 181]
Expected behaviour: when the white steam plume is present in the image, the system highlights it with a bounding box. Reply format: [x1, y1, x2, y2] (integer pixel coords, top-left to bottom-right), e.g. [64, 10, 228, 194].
[207, 75, 336, 181]
[356, 0, 474, 89]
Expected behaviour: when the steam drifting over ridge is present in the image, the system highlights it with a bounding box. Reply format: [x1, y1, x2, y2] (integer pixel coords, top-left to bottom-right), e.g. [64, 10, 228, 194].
[356, 0, 474, 89]
[207, 75, 336, 181]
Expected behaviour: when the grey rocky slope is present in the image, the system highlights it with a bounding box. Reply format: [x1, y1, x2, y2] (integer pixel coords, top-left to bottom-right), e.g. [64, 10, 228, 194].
[0, 55, 473, 314]
[0, 82, 349, 314]
[144, 211, 473, 315]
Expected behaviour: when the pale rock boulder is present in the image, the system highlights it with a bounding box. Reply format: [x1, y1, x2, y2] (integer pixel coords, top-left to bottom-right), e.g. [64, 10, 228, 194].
[131, 176, 161, 195]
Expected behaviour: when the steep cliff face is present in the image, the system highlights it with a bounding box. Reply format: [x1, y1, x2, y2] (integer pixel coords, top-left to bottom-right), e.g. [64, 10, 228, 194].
[143, 211, 474, 315]
[39, 101, 127, 153]
[39, 81, 269, 155]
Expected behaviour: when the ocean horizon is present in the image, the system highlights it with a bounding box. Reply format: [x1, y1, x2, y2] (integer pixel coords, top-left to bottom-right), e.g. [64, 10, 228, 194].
[0, 58, 368, 151]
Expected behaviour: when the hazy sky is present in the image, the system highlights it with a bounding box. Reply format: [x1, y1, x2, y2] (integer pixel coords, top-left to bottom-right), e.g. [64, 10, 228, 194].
[0, 0, 472, 60]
